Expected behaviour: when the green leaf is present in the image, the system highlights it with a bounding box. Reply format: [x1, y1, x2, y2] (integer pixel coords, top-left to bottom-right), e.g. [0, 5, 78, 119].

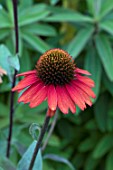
[43, 154, 75, 170]
[85, 47, 102, 100]
[19, 4, 50, 26]
[103, 74, 113, 96]
[99, 0, 113, 18]
[21, 23, 57, 36]
[19, 0, 33, 8]
[0, 81, 11, 92]
[0, 8, 11, 28]
[94, 93, 109, 132]
[95, 34, 113, 81]
[6, 0, 13, 24]
[106, 150, 113, 170]
[79, 137, 98, 152]
[85, 119, 97, 131]
[21, 32, 50, 53]
[0, 29, 10, 40]
[93, 134, 113, 158]
[0, 44, 12, 79]
[100, 21, 113, 35]
[0, 140, 7, 156]
[85, 154, 99, 170]
[44, 12, 92, 23]
[0, 157, 16, 170]
[17, 141, 43, 170]
[0, 119, 9, 129]
[8, 54, 20, 71]
[13, 141, 26, 156]
[0, 103, 8, 117]
[47, 135, 60, 147]
[0, 45, 20, 80]
[107, 118, 113, 132]
[86, 0, 102, 17]
[46, 6, 76, 14]
[19, 48, 31, 72]
[67, 26, 94, 58]
[86, 0, 94, 14]
[50, 0, 60, 5]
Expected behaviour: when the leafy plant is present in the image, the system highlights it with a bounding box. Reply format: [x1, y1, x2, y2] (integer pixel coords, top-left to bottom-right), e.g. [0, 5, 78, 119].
[0, 0, 113, 170]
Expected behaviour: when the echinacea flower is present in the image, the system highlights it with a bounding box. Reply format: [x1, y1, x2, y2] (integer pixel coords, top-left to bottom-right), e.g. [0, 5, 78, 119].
[12, 49, 96, 116]
[0, 67, 7, 84]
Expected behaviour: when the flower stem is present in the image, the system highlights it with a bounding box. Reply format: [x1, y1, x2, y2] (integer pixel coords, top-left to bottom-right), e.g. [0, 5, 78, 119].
[41, 111, 58, 151]
[6, 0, 19, 158]
[29, 114, 51, 170]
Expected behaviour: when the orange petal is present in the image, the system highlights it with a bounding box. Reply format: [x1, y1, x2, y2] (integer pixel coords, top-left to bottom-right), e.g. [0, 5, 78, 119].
[60, 86, 76, 113]
[16, 70, 36, 77]
[18, 81, 43, 103]
[12, 74, 38, 91]
[73, 80, 96, 98]
[75, 68, 91, 75]
[66, 83, 86, 110]
[56, 86, 68, 114]
[72, 81, 92, 106]
[29, 86, 47, 108]
[76, 75, 95, 87]
[47, 85, 57, 111]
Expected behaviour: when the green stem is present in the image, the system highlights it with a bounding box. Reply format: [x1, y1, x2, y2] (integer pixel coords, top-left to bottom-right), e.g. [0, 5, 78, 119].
[28, 113, 51, 170]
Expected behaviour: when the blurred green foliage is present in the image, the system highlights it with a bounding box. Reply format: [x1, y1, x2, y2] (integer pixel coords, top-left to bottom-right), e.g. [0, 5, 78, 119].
[0, 0, 113, 169]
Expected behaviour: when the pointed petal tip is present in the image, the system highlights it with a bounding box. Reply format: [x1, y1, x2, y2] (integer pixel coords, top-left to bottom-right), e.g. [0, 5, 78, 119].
[47, 108, 56, 117]
[29, 103, 35, 108]
[62, 111, 68, 114]
[16, 70, 36, 77]
[18, 98, 21, 102]
[12, 87, 16, 92]
[76, 68, 91, 75]
[47, 85, 57, 112]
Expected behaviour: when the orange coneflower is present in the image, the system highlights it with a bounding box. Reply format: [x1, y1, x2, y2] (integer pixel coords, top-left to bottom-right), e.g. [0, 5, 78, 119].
[0, 67, 7, 84]
[12, 49, 96, 116]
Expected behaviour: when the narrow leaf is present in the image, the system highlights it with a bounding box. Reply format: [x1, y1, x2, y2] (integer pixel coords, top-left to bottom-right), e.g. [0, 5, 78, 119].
[94, 93, 109, 132]
[0, 29, 10, 40]
[85, 154, 99, 170]
[21, 32, 50, 53]
[103, 74, 113, 96]
[85, 47, 102, 100]
[8, 54, 20, 71]
[93, 134, 113, 158]
[67, 26, 94, 58]
[106, 150, 113, 170]
[100, 21, 113, 36]
[95, 34, 113, 81]
[17, 141, 42, 170]
[21, 23, 57, 36]
[0, 157, 16, 170]
[6, 0, 13, 23]
[43, 154, 75, 170]
[0, 44, 12, 79]
[19, 5, 50, 26]
[86, 0, 102, 17]
[0, 9, 11, 28]
[99, 0, 113, 18]
[44, 12, 92, 23]
[79, 137, 98, 152]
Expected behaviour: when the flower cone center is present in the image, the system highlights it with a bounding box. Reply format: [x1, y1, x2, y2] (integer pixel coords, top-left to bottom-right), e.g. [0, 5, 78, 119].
[36, 49, 75, 85]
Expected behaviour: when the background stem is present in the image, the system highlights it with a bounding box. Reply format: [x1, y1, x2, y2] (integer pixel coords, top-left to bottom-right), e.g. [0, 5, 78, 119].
[6, 0, 19, 158]
[29, 114, 51, 170]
